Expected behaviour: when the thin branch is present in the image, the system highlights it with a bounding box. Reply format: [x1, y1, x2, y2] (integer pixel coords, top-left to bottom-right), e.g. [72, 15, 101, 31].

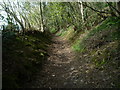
[106, 1, 120, 16]
[83, 3, 110, 14]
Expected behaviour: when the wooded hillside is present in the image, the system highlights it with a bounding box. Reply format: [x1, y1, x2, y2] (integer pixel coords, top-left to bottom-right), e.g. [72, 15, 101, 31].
[1, 1, 120, 88]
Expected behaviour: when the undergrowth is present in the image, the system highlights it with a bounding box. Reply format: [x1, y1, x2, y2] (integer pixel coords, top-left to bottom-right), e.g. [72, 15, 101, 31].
[2, 30, 51, 88]
[71, 16, 120, 87]
[59, 16, 120, 87]
[72, 17, 120, 52]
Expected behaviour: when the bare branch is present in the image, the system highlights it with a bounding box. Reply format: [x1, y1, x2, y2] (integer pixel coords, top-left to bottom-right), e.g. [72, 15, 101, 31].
[83, 3, 110, 14]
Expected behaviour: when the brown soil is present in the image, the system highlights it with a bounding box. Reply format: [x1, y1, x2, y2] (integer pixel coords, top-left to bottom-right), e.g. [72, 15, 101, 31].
[24, 35, 117, 88]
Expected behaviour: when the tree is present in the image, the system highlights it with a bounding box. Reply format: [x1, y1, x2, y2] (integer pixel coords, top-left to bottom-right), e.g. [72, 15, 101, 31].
[1, 1, 26, 33]
[40, 2, 44, 32]
[78, 1, 84, 22]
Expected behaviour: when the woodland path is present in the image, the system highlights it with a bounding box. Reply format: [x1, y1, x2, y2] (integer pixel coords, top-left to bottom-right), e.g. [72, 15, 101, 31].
[24, 35, 115, 88]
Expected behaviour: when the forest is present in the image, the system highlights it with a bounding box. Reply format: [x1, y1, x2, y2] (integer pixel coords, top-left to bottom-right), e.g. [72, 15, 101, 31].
[1, 0, 120, 88]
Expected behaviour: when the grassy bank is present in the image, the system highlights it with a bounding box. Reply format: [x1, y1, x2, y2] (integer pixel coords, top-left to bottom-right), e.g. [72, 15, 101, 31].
[58, 17, 120, 87]
[2, 30, 51, 88]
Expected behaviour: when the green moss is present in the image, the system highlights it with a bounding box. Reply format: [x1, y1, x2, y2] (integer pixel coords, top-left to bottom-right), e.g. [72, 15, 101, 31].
[50, 28, 57, 33]
[56, 29, 67, 37]
[72, 39, 85, 52]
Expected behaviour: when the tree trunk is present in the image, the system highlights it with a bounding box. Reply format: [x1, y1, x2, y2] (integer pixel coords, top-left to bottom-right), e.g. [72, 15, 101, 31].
[40, 2, 44, 32]
[5, 10, 25, 33]
[78, 1, 84, 23]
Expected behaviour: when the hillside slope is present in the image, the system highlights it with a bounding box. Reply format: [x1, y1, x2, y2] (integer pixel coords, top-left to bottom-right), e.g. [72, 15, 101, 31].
[2, 31, 51, 88]
[71, 17, 120, 87]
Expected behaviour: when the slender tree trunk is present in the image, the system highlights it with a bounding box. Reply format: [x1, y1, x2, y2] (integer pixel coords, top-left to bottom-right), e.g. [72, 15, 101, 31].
[6, 10, 25, 33]
[78, 1, 84, 23]
[40, 2, 44, 32]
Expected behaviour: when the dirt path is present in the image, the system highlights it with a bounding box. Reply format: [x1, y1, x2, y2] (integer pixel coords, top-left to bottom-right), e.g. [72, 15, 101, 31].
[24, 35, 115, 88]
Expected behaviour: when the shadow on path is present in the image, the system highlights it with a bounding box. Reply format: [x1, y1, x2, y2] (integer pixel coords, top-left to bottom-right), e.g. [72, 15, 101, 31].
[24, 35, 116, 88]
